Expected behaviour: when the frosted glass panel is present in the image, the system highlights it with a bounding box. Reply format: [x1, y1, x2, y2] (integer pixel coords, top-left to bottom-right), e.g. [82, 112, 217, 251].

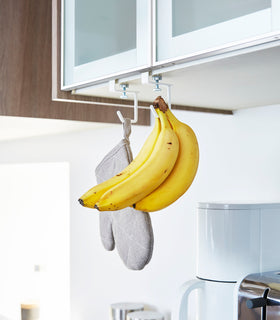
[172, 0, 271, 37]
[75, 0, 136, 66]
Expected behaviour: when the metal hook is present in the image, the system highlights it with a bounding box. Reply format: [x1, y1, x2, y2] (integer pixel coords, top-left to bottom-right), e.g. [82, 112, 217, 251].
[116, 110, 125, 123]
[109, 80, 138, 124]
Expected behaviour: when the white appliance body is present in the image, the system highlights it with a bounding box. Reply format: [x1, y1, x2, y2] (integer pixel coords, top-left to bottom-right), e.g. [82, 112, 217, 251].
[173, 202, 280, 320]
[197, 202, 280, 282]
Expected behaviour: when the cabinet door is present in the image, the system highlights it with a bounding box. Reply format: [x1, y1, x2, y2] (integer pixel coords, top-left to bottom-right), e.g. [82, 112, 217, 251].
[156, 0, 278, 63]
[63, 0, 151, 89]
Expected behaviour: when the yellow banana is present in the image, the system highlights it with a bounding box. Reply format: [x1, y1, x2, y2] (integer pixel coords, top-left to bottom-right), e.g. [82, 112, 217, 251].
[134, 97, 199, 212]
[79, 117, 161, 208]
[95, 108, 179, 211]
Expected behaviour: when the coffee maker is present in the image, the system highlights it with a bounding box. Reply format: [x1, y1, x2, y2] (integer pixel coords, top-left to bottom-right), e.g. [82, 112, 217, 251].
[173, 202, 280, 320]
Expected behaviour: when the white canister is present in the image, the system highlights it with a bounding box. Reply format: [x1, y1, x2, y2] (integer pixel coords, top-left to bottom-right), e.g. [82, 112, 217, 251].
[197, 202, 280, 282]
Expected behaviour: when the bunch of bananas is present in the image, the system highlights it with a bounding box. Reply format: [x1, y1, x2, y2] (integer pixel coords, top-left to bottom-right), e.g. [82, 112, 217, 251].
[79, 96, 199, 212]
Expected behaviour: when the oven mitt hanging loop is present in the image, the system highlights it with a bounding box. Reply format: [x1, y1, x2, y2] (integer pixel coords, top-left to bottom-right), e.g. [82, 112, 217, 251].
[95, 119, 154, 270]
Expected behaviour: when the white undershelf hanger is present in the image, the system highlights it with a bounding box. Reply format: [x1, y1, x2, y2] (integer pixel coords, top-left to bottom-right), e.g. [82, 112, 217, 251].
[109, 80, 139, 124]
[109, 74, 173, 124]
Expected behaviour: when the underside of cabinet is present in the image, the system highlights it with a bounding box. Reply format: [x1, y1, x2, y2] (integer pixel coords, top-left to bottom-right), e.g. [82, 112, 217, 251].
[72, 43, 280, 113]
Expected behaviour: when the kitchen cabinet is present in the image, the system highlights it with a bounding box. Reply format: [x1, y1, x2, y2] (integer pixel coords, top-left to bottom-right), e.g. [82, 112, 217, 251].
[62, 0, 280, 85]
[156, 0, 280, 63]
[59, 0, 280, 114]
[63, 0, 151, 89]
[0, 0, 150, 125]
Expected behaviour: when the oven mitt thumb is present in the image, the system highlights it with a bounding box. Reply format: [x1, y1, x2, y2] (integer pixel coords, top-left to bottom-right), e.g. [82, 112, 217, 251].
[95, 118, 154, 270]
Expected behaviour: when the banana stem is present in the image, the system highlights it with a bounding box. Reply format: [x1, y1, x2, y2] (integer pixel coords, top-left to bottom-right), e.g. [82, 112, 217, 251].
[153, 96, 168, 112]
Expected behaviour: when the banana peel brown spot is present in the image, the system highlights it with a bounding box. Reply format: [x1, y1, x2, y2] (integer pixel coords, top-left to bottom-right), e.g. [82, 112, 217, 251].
[116, 173, 122, 176]
[167, 142, 172, 144]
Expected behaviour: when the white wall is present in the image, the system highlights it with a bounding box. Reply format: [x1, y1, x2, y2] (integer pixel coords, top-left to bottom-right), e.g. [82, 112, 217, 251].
[0, 105, 280, 320]
[0, 163, 70, 320]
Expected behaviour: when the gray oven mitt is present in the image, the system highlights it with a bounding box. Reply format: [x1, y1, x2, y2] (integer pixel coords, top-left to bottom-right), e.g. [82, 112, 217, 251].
[95, 118, 154, 270]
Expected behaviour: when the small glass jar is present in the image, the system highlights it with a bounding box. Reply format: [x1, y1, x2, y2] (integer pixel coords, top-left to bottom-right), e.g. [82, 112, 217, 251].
[110, 302, 144, 320]
[127, 311, 164, 320]
[21, 303, 40, 320]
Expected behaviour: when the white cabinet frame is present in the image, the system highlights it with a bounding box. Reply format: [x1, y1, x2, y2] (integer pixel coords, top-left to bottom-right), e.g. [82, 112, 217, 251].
[62, 0, 152, 90]
[153, 0, 280, 67]
[61, 0, 280, 90]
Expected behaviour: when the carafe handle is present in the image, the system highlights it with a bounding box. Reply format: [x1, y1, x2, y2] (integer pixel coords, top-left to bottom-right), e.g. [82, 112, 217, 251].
[172, 279, 205, 320]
